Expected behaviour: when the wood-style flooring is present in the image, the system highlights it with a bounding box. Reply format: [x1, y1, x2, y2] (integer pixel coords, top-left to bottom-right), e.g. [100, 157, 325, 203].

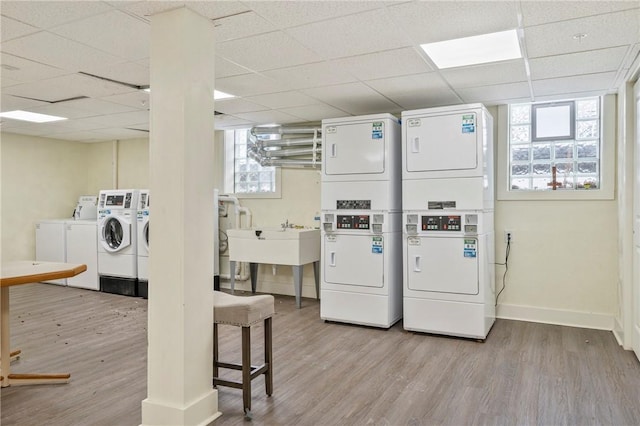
[1, 283, 639, 425]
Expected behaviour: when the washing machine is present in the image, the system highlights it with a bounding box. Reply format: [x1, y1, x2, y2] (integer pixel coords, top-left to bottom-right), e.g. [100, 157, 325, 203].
[97, 189, 139, 296]
[401, 104, 495, 339]
[137, 190, 150, 298]
[320, 113, 402, 328]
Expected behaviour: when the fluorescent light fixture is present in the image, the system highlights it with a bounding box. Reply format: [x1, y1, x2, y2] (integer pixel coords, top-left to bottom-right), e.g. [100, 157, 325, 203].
[140, 88, 235, 100]
[420, 29, 522, 69]
[214, 90, 235, 100]
[0, 110, 68, 123]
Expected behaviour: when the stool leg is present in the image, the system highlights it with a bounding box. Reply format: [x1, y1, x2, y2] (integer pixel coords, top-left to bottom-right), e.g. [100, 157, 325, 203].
[213, 323, 219, 381]
[264, 317, 273, 396]
[242, 326, 251, 413]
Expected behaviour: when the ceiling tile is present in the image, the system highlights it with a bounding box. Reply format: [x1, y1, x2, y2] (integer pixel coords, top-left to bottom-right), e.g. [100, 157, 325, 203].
[28, 104, 113, 120]
[81, 61, 150, 87]
[525, 10, 640, 58]
[1, 16, 39, 41]
[279, 104, 349, 122]
[1, 77, 21, 88]
[100, 92, 150, 110]
[457, 82, 531, 103]
[0, 94, 48, 111]
[0, 1, 112, 29]
[332, 47, 432, 81]
[440, 60, 527, 89]
[217, 31, 321, 72]
[287, 9, 412, 59]
[213, 98, 268, 115]
[365, 73, 462, 110]
[1, 32, 124, 73]
[531, 72, 618, 96]
[234, 110, 305, 125]
[70, 110, 150, 128]
[214, 11, 276, 42]
[387, 1, 519, 44]
[529, 46, 630, 80]
[216, 73, 289, 97]
[0, 54, 71, 84]
[302, 82, 402, 115]
[214, 114, 257, 130]
[119, 1, 250, 21]
[59, 98, 140, 116]
[215, 56, 253, 79]
[245, 1, 386, 28]
[50, 10, 150, 61]
[263, 62, 357, 90]
[245, 91, 321, 109]
[521, 1, 639, 27]
[3, 74, 135, 102]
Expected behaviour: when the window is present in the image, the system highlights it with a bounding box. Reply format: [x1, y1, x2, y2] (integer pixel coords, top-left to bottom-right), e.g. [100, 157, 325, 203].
[508, 97, 601, 192]
[224, 129, 281, 198]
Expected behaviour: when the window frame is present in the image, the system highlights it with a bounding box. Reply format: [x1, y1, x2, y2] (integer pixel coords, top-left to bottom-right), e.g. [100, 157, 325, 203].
[223, 129, 282, 199]
[496, 94, 615, 201]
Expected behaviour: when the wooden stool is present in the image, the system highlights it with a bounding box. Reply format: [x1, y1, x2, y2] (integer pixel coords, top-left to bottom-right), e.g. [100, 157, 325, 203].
[213, 291, 275, 416]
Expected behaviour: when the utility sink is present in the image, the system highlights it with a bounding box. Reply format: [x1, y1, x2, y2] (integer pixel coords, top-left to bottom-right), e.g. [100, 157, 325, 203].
[227, 228, 320, 265]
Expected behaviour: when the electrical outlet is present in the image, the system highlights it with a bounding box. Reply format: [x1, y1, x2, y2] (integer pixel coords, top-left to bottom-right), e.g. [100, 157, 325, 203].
[504, 230, 513, 243]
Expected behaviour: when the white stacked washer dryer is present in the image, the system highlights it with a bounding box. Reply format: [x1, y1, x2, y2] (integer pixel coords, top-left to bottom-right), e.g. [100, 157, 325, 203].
[320, 113, 402, 328]
[137, 190, 150, 298]
[97, 189, 140, 296]
[401, 104, 495, 340]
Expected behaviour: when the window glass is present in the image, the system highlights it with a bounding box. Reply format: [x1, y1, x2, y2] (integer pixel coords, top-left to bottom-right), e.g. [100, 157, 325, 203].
[508, 97, 601, 192]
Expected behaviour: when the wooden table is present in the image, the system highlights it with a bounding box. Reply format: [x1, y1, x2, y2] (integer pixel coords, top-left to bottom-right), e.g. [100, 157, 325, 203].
[1, 261, 87, 387]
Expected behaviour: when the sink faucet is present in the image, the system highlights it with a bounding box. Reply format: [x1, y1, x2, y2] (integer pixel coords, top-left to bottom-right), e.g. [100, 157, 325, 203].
[281, 219, 289, 230]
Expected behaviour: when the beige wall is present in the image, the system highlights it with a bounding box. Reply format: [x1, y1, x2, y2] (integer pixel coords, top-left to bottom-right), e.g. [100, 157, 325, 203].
[1, 133, 91, 261]
[495, 200, 618, 328]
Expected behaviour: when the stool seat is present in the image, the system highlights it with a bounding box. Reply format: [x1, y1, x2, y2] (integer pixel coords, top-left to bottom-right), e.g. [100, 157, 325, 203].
[213, 291, 274, 326]
[212, 291, 274, 417]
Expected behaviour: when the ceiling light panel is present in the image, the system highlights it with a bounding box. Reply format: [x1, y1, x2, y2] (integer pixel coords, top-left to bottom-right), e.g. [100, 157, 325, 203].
[421, 29, 522, 69]
[0, 110, 68, 123]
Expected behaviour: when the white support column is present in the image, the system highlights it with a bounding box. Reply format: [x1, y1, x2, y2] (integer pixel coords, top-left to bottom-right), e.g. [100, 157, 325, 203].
[141, 7, 219, 426]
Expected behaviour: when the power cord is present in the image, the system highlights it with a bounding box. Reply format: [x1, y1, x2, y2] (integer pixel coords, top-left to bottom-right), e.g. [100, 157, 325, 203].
[494, 234, 511, 306]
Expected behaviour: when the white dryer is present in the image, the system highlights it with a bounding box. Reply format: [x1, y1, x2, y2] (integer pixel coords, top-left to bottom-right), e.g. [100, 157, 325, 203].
[97, 189, 139, 296]
[137, 190, 150, 298]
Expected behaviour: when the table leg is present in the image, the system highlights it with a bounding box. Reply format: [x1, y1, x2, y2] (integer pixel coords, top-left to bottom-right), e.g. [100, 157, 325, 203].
[292, 265, 303, 309]
[313, 261, 320, 300]
[1, 286, 70, 387]
[229, 261, 236, 293]
[249, 263, 258, 294]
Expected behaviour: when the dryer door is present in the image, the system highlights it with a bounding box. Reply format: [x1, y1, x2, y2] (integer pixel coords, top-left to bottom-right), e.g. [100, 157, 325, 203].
[101, 215, 131, 253]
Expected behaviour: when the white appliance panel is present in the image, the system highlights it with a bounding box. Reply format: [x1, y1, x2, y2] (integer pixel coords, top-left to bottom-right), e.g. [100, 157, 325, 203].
[323, 234, 384, 288]
[98, 253, 137, 278]
[65, 221, 99, 290]
[406, 236, 479, 295]
[35, 220, 67, 285]
[404, 297, 491, 339]
[324, 121, 385, 175]
[406, 112, 478, 173]
[321, 290, 398, 328]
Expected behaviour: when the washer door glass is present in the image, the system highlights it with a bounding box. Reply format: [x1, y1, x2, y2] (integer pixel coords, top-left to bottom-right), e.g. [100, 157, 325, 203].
[104, 217, 124, 250]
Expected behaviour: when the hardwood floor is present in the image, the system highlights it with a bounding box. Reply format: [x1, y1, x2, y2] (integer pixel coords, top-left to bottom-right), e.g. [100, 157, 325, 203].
[1, 283, 639, 425]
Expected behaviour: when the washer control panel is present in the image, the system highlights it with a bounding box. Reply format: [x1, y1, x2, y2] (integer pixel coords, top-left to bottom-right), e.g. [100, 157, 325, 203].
[422, 215, 461, 231]
[337, 215, 370, 230]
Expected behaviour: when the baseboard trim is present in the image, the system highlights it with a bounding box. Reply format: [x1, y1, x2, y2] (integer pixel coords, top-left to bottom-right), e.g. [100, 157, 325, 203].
[613, 317, 625, 346]
[497, 303, 614, 331]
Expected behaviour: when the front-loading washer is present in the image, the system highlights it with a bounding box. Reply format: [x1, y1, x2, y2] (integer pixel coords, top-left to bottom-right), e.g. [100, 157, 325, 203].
[97, 189, 140, 296]
[137, 190, 150, 298]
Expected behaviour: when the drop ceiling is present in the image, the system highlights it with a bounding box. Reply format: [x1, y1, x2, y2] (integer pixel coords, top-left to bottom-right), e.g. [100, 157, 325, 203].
[1, 1, 638, 142]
